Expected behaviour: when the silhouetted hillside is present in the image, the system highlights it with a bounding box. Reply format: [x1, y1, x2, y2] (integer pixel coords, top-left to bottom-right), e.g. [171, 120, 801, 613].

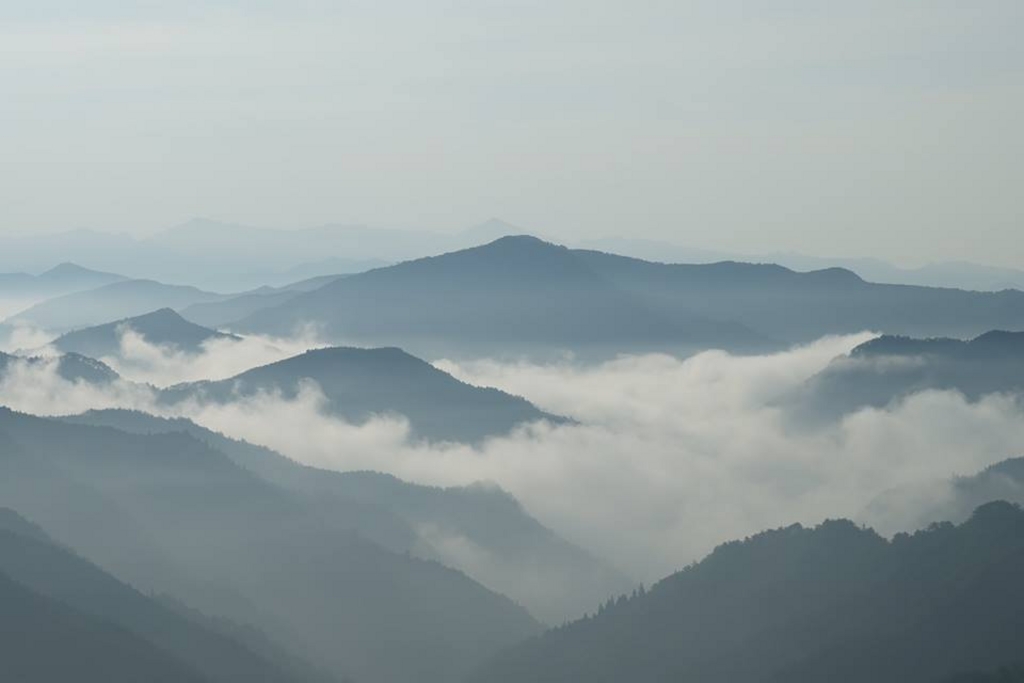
[51, 308, 239, 358]
[0, 350, 121, 384]
[160, 346, 562, 443]
[574, 248, 1024, 343]
[861, 456, 1024, 536]
[0, 408, 539, 683]
[63, 408, 632, 623]
[0, 262, 126, 299]
[231, 236, 1024, 358]
[941, 665, 1024, 682]
[0, 508, 335, 683]
[471, 502, 1024, 683]
[234, 236, 770, 358]
[794, 331, 1024, 421]
[3, 279, 225, 332]
[0, 570, 209, 683]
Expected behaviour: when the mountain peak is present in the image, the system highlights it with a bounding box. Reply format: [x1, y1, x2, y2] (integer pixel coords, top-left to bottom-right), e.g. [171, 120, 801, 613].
[41, 262, 92, 276]
[133, 307, 187, 323]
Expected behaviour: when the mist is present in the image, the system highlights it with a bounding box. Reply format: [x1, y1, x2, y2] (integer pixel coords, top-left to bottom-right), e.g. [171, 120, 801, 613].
[2, 330, 1021, 581]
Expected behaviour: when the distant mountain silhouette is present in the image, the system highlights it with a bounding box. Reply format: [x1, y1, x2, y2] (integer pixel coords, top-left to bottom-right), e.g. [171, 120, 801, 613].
[64, 408, 633, 623]
[0, 262, 126, 299]
[160, 346, 562, 443]
[234, 236, 771, 358]
[471, 501, 1024, 683]
[3, 279, 225, 332]
[180, 275, 348, 329]
[51, 308, 239, 358]
[573, 248, 1024, 343]
[231, 235, 1024, 358]
[0, 508, 337, 683]
[794, 331, 1024, 421]
[0, 408, 539, 683]
[578, 238, 1024, 292]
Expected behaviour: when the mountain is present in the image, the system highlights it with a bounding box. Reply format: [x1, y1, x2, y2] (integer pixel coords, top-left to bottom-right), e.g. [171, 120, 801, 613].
[578, 238, 1024, 292]
[793, 331, 1024, 421]
[0, 570, 209, 683]
[234, 235, 1024, 359]
[0, 407, 539, 683]
[573, 249, 1024, 343]
[63, 408, 633, 623]
[0, 508, 338, 683]
[0, 262, 126, 298]
[2, 279, 226, 333]
[179, 276, 348, 329]
[0, 349, 121, 384]
[0, 262, 128, 321]
[234, 236, 771, 358]
[861, 456, 1024, 537]
[160, 346, 561, 443]
[50, 308, 239, 358]
[471, 501, 1024, 683]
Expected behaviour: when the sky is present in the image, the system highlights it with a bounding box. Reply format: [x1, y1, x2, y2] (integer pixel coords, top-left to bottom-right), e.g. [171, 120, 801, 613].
[2, 1, 1022, 267]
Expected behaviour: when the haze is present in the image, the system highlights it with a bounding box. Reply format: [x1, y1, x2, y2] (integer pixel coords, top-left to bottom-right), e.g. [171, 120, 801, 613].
[3, 0, 1022, 267]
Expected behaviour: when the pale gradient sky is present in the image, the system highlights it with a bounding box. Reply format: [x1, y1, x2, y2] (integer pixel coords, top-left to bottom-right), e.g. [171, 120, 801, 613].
[2, 1, 1022, 267]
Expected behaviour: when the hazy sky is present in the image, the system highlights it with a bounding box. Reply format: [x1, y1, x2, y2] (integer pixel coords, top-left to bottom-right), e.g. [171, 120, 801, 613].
[2, 1, 1022, 266]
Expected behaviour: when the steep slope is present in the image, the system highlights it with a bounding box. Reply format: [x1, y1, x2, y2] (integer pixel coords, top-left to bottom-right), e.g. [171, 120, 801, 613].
[180, 275, 349, 328]
[793, 331, 1024, 421]
[0, 509, 335, 683]
[0, 408, 539, 683]
[50, 307, 239, 358]
[3, 279, 225, 332]
[0, 570, 209, 683]
[160, 346, 561, 443]
[234, 236, 769, 358]
[181, 291, 307, 329]
[471, 501, 1024, 683]
[63, 408, 633, 623]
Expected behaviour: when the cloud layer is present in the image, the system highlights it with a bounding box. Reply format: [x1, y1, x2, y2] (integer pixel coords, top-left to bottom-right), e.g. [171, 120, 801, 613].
[1, 331, 1022, 582]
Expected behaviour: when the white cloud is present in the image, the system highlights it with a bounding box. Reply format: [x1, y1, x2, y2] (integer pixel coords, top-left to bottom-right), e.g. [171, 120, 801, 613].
[1, 331, 1022, 584]
[97, 326, 328, 386]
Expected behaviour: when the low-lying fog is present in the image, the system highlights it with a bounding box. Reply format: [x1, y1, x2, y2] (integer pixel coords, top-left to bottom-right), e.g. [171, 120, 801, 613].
[3, 328, 1022, 582]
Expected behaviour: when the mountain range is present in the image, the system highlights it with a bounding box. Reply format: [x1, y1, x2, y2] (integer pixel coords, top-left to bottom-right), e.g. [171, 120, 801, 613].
[2, 279, 225, 334]
[228, 236, 1024, 359]
[471, 501, 1024, 683]
[0, 407, 540, 683]
[64, 408, 632, 623]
